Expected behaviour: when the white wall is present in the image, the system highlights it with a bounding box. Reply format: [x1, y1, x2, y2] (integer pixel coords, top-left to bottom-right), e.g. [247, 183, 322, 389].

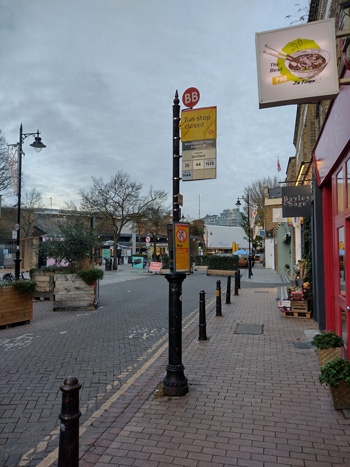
[265, 237, 275, 269]
[204, 225, 249, 250]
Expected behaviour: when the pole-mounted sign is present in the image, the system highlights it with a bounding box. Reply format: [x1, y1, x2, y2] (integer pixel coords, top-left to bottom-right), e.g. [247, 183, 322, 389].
[182, 87, 200, 108]
[181, 105, 217, 181]
[174, 222, 190, 273]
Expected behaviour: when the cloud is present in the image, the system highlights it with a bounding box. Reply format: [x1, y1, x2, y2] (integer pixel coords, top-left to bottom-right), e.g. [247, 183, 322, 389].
[0, 0, 308, 215]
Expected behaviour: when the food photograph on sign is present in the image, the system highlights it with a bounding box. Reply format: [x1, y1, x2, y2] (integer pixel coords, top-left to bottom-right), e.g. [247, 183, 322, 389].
[256, 18, 339, 108]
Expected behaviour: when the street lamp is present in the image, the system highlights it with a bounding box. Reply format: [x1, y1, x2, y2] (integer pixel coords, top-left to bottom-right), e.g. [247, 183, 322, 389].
[236, 195, 253, 279]
[13, 124, 46, 279]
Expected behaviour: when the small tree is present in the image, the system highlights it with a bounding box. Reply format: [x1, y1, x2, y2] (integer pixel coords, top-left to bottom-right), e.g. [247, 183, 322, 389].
[40, 218, 99, 270]
[21, 188, 44, 237]
[242, 176, 278, 231]
[80, 171, 167, 269]
[141, 204, 171, 260]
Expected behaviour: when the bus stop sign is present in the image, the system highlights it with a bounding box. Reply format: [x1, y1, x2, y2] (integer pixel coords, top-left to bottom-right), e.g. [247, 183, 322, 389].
[182, 87, 200, 108]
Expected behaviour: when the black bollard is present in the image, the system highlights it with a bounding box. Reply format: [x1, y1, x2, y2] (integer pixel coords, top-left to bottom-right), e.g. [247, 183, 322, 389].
[58, 376, 82, 467]
[226, 276, 231, 304]
[199, 290, 207, 340]
[234, 271, 239, 296]
[216, 280, 222, 316]
[237, 269, 241, 289]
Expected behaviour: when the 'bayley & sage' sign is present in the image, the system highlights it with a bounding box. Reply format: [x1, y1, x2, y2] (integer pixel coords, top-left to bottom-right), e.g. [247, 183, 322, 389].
[282, 185, 312, 217]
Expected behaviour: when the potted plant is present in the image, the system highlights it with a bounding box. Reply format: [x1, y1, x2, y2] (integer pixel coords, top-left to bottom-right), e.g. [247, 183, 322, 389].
[0, 279, 37, 327]
[312, 330, 344, 366]
[39, 218, 103, 310]
[319, 357, 350, 410]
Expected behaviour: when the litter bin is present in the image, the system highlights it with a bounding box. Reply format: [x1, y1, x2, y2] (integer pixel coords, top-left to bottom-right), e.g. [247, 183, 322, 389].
[105, 259, 112, 271]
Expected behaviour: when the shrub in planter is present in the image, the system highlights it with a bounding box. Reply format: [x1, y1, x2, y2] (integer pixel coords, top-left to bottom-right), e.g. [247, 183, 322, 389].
[207, 255, 238, 271]
[77, 268, 104, 285]
[12, 279, 37, 296]
[312, 330, 344, 349]
[195, 255, 209, 266]
[0, 279, 37, 295]
[312, 331, 344, 366]
[319, 357, 350, 410]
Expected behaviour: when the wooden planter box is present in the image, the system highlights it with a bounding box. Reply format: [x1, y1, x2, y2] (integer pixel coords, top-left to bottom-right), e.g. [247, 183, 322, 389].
[206, 269, 236, 276]
[31, 271, 54, 300]
[330, 382, 350, 410]
[53, 274, 98, 311]
[318, 347, 343, 367]
[0, 287, 33, 327]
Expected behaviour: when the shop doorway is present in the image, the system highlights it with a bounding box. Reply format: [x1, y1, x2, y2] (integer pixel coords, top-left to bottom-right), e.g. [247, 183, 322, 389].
[336, 220, 350, 357]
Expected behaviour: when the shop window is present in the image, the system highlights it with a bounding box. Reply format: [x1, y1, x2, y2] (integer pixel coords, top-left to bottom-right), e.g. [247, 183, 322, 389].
[337, 169, 344, 213]
[347, 159, 350, 208]
[339, 226, 345, 296]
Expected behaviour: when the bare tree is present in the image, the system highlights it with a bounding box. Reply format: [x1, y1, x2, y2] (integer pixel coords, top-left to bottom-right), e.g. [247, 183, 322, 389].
[79, 171, 167, 269]
[285, 3, 309, 24]
[0, 130, 11, 193]
[243, 176, 279, 229]
[21, 188, 44, 237]
[141, 204, 171, 260]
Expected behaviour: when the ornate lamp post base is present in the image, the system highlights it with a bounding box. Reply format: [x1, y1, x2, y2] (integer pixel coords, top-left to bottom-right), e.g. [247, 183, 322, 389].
[163, 363, 188, 397]
[163, 272, 189, 397]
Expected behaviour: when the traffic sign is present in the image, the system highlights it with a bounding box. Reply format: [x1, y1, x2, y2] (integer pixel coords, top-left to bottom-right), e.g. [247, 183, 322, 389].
[176, 228, 187, 243]
[182, 87, 200, 108]
[174, 223, 190, 272]
[146, 236, 151, 244]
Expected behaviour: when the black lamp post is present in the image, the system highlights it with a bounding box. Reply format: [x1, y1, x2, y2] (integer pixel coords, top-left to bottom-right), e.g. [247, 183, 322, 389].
[236, 195, 253, 279]
[162, 91, 188, 397]
[13, 124, 46, 280]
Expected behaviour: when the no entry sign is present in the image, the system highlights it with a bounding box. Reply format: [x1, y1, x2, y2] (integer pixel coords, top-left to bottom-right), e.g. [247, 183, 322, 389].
[182, 87, 200, 108]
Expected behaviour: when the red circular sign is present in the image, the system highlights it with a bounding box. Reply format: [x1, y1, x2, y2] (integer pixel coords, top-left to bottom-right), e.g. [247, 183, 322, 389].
[176, 229, 187, 242]
[182, 87, 200, 108]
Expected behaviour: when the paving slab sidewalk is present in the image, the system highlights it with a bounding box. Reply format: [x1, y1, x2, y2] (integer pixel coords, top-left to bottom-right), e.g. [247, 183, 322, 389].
[44, 268, 350, 466]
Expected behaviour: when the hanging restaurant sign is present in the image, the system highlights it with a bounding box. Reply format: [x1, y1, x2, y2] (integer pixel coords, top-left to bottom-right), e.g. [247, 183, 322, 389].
[282, 185, 312, 217]
[256, 18, 339, 109]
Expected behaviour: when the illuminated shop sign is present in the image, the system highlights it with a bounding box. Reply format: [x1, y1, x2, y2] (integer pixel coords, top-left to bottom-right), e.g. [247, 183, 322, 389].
[256, 19, 339, 109]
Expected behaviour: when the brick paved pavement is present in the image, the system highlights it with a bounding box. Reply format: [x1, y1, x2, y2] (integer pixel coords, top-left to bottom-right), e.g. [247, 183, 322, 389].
[0, 266, 220, 466]
[33, 265, 350, 466]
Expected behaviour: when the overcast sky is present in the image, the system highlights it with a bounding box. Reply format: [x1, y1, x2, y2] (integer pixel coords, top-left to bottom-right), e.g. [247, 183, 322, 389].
[0, 0, 309, 218]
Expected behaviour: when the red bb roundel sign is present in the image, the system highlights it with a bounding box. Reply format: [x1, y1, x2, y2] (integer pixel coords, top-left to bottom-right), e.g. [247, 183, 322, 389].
[182, 87, 200, 108]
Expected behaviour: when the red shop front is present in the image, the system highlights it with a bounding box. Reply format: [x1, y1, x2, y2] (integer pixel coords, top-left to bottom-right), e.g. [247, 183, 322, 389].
[314, 68, 350, 358]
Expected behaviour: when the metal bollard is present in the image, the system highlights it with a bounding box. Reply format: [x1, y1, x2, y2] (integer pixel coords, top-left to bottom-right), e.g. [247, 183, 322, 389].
[58, 376, 82, 467]
[237, 269, 241, 289]
[199, 290, 207, 340]
[234, 271, 239, 296]
[226, 276, 231, 304]
[216, 280, 222, 316]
